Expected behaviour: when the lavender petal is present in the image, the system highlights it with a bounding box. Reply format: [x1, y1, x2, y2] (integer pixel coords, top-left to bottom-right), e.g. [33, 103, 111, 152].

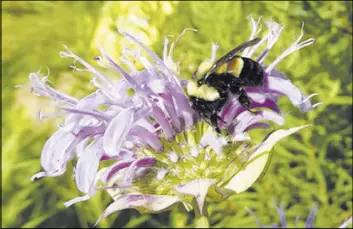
[160, 91, 182, 132]
[63, 90, 108, 131]
[220, 96, 281, 129]
[75, 138, 103, 193]
[129, 126, 162, 151]
[121, 31, 179, 86]
[232, 110, 284, 141]
[26, 71, 78, 105]
[123, 157, 156, 185]
[104, 160, 135, 182]
[267, 73, 322, 112]
[151, 104, 174, 140]
[103, 108, 135, 157]
[273, 201, 287, 228]
[40, 130, 76, 173]
[200, 128, 228, 156]
[167, 83, 195, 129]
[64, 186, 96, 207]
[95, 194, 182, 226]
[304, 206, 318, 228]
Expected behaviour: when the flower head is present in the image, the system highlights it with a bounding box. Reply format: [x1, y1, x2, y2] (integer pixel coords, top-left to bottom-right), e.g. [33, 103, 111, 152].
[23, 16, 321, 225]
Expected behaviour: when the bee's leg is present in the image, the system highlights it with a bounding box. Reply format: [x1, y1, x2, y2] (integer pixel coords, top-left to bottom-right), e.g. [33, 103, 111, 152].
[229, 78, 245, 89]
[195, 104, 211, 120]
[238, 89, 255, 113]
[213, 97, 228, 132]
[210, 111, 221, 133]
[193, 101, 218, 131]
[217, 115, 227, 124]
[216, 98, 228, 124]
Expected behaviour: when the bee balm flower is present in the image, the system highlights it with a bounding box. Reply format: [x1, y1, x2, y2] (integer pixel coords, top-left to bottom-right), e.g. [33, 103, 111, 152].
[24, 16, 321, 227]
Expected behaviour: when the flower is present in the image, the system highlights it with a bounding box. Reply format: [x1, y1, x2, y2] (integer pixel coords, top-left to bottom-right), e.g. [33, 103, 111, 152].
[23, 16, 321, 226]
[246, 201, 353, 228]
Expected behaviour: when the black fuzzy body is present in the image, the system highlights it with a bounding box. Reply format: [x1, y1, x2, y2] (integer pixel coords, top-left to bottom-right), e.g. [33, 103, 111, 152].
[192, 57, 264, 133]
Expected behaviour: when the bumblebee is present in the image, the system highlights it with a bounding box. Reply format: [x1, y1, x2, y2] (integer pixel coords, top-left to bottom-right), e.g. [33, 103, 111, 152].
[187, 38, 264, 133]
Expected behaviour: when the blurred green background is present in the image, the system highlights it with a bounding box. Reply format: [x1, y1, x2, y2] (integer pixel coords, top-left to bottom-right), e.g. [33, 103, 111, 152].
[2, 1, 352, 228]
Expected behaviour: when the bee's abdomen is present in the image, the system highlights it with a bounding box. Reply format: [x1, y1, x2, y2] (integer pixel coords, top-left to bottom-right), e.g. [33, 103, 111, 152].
[239, 57, 264, 86]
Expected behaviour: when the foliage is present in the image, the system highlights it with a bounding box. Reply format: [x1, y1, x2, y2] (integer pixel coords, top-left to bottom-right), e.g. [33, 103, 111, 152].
[2, 1, 352, 228]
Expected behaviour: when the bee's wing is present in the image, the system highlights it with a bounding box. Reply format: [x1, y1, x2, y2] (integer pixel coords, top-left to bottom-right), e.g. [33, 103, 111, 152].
[205, 38, 261, 78]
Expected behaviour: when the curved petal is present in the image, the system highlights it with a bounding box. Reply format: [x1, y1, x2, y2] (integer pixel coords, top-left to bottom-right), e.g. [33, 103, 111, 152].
[26, 71, 78, 105]
[151, 104, 174, 140]
[121, 31, 180, 87]
[40, 129, 76, 173]
[220, 95, 281, 129]
[63, 90, 108, 131]
[30, 169, 67, 181]
[232, 110, 284, 141]
[135, 118, 156, 132]
[63, 187, 96, 207]
[245, 122, 270, 132]
[148, 79, 166, 94]
[174, 179, 215, 214]
[225, 125, 310, 193]
[200, 128, 228, 156]
[167, 83, 195, 129]
[174, 179, 235, 214]
[75, 138, 103, 193]
[95, 194, 182, 226]
[267, 75, 321, 112]
[123, 157, 156, 185]
[160, 91, 182, 132]
[103, 108, 135, 156]
[132, 69, 156, 85]
[129, 126, 162, 151]
[104, 160, 134, 182]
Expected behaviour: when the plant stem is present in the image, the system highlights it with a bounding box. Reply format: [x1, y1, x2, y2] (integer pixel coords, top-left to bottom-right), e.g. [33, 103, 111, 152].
[193, 199, 210, 228]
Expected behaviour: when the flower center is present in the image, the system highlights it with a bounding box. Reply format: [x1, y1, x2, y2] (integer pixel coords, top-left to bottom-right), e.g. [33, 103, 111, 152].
[126, 121, 249, 196]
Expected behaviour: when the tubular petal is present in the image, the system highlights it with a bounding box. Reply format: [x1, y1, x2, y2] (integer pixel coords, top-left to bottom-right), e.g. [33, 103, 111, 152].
[232, 110, 285, 140]
[123, 157, 156, 185]
[267, 76, 320, 112]
[75, 138, 103, 193]
[103, 108, 136, 156]
[40, 130, 76, 173]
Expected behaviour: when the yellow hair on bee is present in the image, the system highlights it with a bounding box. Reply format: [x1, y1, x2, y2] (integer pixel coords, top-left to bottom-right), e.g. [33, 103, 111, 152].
[215, 64, 227, 74]
[187, 81, 220, 101]
[215, 57, 244, 78]
[194, 60, 214, 79]
[227, 57, 244, 77]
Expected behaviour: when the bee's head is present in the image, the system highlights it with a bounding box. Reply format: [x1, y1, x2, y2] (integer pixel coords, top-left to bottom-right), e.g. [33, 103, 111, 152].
[186, 81, 199, 97]
[186, 80, 220, 102]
